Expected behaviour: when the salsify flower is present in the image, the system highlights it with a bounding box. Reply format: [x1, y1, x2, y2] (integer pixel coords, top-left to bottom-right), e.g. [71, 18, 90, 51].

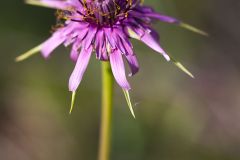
[17, 0, 207, 117]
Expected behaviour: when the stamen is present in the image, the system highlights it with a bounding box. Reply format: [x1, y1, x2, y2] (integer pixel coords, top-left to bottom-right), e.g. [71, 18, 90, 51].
[54, 0, 134, 26]
[82, 0, 87, 10]
[126, 0, 132, 6]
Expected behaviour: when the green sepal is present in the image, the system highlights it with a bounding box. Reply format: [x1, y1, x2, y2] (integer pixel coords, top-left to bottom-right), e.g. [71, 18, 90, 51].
[69, 91, 76, 114]
[25, 0, 52, 8]
[15, 44, 42, 62]
[123, 89, 136, 118]
[180, 22, 208, 36]
[170, 55, 195, 79]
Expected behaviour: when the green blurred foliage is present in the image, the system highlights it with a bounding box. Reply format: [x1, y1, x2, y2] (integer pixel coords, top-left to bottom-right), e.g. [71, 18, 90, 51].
[1, 0, 240, 160]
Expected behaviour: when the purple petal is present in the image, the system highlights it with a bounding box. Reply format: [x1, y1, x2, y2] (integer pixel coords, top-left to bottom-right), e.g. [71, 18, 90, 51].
[140, 29, 170, 61]
[100, 37, 110, 61]
[126, 25, 170, 61]
[124, 21, 145, 38]
[144, 12, 180, 24]
[41, 22, 81, 58]
[132, 6, 180, 24]
[69, 27, 90, 61]
[125, 54, 139, 76]
[95, 29, 108, 60]
[63, 23, 89, 47]
[105, 28, 133, 55]
[135, 6, 154, 13]
[104, 28, 117, 49]
[70, 0, 84, 7]
[74, 27, 89, 43]
[41, 32, 65, 58]
[82, 26, 97, 49]
[115, 28, 134, 55]
[70, 43, 79, 62]
[110, 50, 131, 90]
[69, 46, 93, 92]
[147, 13, 180, 24]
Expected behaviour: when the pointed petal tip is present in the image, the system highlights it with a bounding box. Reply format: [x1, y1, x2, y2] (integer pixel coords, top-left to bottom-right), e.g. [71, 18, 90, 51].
[25, 0, 43, 6]
[15, 44, 42, 62]
[125, 54, 140, 77]
[180, 22, 209, 36]
[170, 56, 195, 79]
[15, 56, 24, 62]
[41, 52, 51, 59]
[69, 91, 76, 114]
[137, 29, 171, 61]
[110, 50, 132, 90]
[123, 89, 136, 119]
[68, 47, 93, 92]
[164, 54, 171, 61]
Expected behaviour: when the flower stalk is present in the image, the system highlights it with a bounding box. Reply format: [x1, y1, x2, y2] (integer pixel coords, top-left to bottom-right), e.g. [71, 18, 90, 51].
[98, 62, 114, 160]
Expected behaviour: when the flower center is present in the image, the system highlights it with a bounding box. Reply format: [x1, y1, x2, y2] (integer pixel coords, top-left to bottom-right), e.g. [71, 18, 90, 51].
[82, 0, 133, 25]
[55, 0, 135, 27]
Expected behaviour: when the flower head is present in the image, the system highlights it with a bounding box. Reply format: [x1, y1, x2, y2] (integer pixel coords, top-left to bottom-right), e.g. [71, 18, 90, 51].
[17, 0, 206, 116]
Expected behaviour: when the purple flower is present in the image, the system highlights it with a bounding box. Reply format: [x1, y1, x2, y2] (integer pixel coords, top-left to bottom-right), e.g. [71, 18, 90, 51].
[17, 0, 206, 115]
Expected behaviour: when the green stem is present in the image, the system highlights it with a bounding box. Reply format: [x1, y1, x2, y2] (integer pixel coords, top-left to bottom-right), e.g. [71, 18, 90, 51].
[98, 62, 114, 160]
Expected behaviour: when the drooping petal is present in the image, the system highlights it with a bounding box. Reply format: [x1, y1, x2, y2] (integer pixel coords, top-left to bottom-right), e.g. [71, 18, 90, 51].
[148, 13, 208, 36]
[98, 37, 111, 61]
[18, 22, 79, 60]
[99, 48, 109, 61]
[124, 20, 145, 38]
[109, 50, 131, 90]
[140, 30, 169, 59]
[69, 27, 91, 61]
[64, 36, 76, 47]
[82, 26, 97, 49]
[115, 27, 134, 55]
[104, 28, 117, 49]
[142, 33, 170, 61]
[127, 27, 170, 61]
[105, 27, 133, 56]
[145, 12, 180, 24]
[98, 36, 109, 61]
[115, 35, 129, 55]
[41, 32, 66, 58]
[70, 42, 79, 62]
[41, 22, 81, 58]
[95, 29, 108, 61]
[95, 29, 104, 52]
[146, 27, 160, 41]
[125, 54, 139, 76]
[68, 27, 89, 53]
[132, 6, 207, 36]
[69, 46, 93, 92]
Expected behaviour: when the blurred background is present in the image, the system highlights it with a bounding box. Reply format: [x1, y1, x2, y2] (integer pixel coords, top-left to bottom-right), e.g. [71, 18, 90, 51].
[1, 0, 240, 160]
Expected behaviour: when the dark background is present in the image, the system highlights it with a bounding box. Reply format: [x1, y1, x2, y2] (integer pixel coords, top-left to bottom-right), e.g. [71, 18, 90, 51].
[1, 0, 240, 160]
